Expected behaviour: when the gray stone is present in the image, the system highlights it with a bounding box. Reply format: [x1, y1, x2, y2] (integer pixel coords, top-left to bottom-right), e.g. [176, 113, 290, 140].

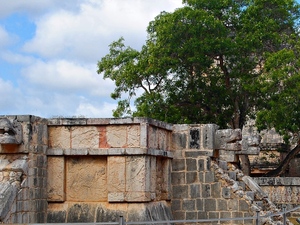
[245, 191, 255, 200]
[217, 199, 227, 211]
[211, 183, 221, 198]
[215, 129, 242, 151]
[222, 187, 231, 199]
[198, 159, 205, 171]
[186, 158, 197, 171]
[196, 199, 204, 211]
[218, 160, 228, 171]
[228, 199, 238, 211]
[172, 185, 188, 199]
[228, 171, 237, 181]
[239, 199, 250, 211]
[47, 211, 66, 223]
[208, 211, 219, 219]
[172, 133, 187, 149]
[203, 124, 218, 150]
[205, 171, 215, 183]
[186, 172, 197, 184]
[198, 172, 204, 182]
[190, 184, 200, 198]
[173, 211, 185, 220]
[197, 211, 207, 219]
[220, 212, 231, 221]
[205, 199, 216, 211]
[171, 172, 185, 185]
[171, 199, 181, 211]
[242, 176, 267, 199]
[172, 159, 185, 172]
[67, 203, 95, 223]
[186, 211, 197, 220]
[189, 128, 200, 149]
[202, 184, 211, 198]
[182, 199, 195, 211]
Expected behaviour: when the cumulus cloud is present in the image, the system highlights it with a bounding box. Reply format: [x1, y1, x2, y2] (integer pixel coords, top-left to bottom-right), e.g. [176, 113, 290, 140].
[75, 100, 117, 118]
[0, 26, 15, 48]
[0, 0, 182, 118]
[0, 0, 83, 18]
[21, 59, 114, 97]
[22, 0, 182, 62]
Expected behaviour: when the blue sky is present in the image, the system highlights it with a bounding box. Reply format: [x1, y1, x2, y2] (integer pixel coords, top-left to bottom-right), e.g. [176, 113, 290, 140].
[0, 0, 181, 118]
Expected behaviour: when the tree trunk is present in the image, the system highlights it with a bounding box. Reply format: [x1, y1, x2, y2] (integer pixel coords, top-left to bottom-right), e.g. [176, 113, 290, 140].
[239, 155, 251, 176]
[264, 144, 300, 177]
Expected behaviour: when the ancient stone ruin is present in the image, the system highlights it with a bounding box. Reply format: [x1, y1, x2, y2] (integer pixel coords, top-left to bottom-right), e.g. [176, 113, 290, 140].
[0, 115, 299, 224]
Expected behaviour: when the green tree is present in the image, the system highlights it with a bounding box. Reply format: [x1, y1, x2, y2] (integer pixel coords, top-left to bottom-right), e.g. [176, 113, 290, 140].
[97, 0, 300, 175]
[256, 40, 300, 176]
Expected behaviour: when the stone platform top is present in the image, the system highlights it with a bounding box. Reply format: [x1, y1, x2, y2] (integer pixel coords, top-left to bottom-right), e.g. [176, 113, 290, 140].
[48, 117, 173, 130]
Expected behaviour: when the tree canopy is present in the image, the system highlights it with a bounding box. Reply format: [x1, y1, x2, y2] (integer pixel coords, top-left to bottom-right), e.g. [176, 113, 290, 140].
[97, 0, 300, 131]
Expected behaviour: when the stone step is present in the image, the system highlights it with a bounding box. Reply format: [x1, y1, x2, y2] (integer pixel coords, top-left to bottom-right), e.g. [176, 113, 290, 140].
[245, 191, 255, 201]
[228, 171, 237, 181]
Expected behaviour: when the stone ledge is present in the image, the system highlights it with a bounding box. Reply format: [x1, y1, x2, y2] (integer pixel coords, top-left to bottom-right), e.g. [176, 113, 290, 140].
[254, 177, 300, 186]
[47, 148, 173, 158]
[48, 117, 173, 130]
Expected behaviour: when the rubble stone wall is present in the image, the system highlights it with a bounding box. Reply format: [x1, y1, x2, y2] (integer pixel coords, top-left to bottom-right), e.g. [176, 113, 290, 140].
[254, 177, 300, 217]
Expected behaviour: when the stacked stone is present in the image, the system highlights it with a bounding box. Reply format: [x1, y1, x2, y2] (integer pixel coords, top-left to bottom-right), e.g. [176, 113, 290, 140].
[0, 116, 48, 223]
[46, 117, 174, 223]
[171, 124, 254, 225]
[254, 177, 300, 218]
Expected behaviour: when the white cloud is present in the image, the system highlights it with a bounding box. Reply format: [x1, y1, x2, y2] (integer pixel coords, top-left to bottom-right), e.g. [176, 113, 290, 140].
[21, 59, 114, 97]
[0, 26, 14, 48]
[22, 0, 182, 62]
[0, 0, 83, 18]
[75, 101, 116, 118]
[0, 0, 182, 119]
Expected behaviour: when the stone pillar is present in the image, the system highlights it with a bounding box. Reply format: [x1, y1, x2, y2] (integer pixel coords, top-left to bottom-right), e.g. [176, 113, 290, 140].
[0, 115, 48, 223]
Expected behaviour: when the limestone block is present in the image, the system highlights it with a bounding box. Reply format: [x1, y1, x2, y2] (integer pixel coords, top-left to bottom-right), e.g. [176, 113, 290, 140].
[189, 127, 200, 149]
[202, 124, 219, 150]
[127, 125, 140, 147]
[49, 127, 70, 149]
[66, 156, 107, 202]
[219, 150, 239, 162]
[106, 126, 127, 147]
[148, 126, 158, 149]
[107, 156, 126, 195]
[125, 192, 151, 202]
[97, 126, 110, 148]
[126, 156, 150, 192]
[108, 192, 125, 202]
[47, 157, 65, 202]
[71, 126, 99, 149]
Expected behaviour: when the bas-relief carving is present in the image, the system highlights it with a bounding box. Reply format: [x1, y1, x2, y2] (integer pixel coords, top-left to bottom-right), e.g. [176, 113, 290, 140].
[0, 118, 22, 145]
[214, 128, 261, 155]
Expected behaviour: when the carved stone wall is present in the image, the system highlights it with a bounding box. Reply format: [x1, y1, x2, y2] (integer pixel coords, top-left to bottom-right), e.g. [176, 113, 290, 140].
[0, 115, 48, 223]
[46, 117, 173, 223]
[0, 116, 299, 224]
[254, 177, 300, 217]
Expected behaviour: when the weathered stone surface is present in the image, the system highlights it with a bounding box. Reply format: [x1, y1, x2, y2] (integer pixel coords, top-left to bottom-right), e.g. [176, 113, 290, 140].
[107, 156, 125, 202]
[71, 126, 99, 149]
[190, 128, 200, 149]
[0, 182, 18, 221]
[49, 126, 70, 149]
[215, 129, 242, 151]
[47, 156, 65, 202]
[202, 124, 218, 150]
[127, 125, 140, 147]
[66, 156, 107, 201]
[106, 125, 127, 147]
[67, 203, 96, 222]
